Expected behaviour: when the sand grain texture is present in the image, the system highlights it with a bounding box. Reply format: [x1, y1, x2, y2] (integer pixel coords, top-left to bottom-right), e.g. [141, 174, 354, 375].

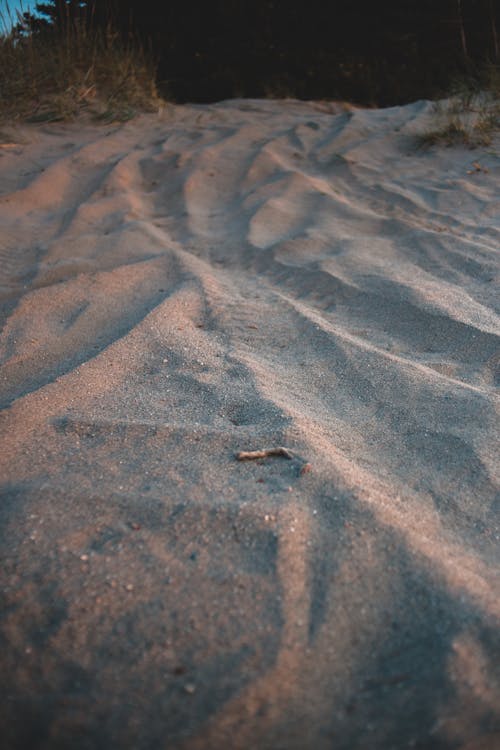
[0, 99, 499, 749]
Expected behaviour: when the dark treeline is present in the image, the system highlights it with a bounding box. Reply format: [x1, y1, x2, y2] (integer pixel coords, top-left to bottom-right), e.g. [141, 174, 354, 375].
[28, 0, 500, 105]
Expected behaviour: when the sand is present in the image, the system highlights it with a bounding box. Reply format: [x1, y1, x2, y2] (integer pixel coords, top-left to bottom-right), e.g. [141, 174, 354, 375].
[0, 98, 499, 749]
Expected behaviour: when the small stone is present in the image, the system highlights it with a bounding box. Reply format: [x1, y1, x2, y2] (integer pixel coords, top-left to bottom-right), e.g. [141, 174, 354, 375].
[184, 683, 196, 694]
[125, 584, 134, 591]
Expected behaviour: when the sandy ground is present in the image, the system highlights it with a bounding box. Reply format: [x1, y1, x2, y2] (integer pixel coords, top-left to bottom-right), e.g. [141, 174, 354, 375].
[0, 99, 499, 750]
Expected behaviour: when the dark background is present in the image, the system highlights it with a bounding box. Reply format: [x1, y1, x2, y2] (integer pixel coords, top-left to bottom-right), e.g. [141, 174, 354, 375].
[29, 0, 500, 105]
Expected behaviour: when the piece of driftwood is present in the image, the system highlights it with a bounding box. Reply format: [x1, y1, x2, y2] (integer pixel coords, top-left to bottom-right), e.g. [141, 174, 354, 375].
[235, 447, 294, 461]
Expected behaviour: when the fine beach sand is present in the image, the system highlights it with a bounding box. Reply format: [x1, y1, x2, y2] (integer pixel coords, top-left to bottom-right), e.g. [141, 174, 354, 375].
[0, 99, 499, 749]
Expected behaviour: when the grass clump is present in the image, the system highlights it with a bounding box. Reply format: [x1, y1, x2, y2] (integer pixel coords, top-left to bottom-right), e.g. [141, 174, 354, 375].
[419, 66, 500, 148]
[0, 2, 162, 123]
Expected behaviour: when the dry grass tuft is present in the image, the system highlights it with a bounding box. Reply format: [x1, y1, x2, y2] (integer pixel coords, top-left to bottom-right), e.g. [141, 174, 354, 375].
[0, 2, 163, 123]
[419, 67, 500, 148]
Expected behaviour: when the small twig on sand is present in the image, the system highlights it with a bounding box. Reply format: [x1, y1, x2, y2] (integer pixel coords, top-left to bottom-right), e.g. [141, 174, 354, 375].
[235, 447, 294, 461]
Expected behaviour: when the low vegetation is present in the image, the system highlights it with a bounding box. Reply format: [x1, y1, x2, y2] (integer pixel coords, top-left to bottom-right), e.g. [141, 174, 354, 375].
[419, 66, 500, 147]
[0, 2, 162, 123]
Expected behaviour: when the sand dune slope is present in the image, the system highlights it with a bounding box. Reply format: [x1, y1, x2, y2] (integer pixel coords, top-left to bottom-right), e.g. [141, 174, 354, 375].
[1, 99, 499, 749]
